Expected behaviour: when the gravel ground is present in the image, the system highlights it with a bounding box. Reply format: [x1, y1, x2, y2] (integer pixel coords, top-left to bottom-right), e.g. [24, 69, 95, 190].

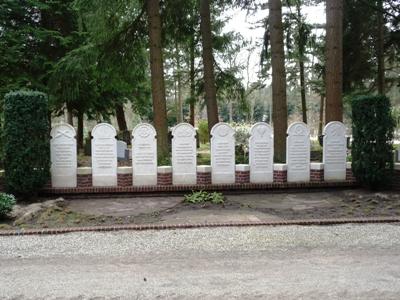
[1, 224, 400, 299]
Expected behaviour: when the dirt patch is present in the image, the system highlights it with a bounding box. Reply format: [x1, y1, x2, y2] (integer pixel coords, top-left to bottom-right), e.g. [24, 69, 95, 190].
[1, 189, 400, 230]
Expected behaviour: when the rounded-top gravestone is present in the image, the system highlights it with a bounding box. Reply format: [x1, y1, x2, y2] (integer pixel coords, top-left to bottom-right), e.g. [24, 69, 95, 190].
[249, 122, 273, 183]
[132, 123, 157, 186]
[287, 122, 310, 182]
[323, 121, 347, 181]
[91, 123, 117, 187]
[210, 122, 235, 184]
[50, 123, 77, 188]
[172, 123, 197, 185]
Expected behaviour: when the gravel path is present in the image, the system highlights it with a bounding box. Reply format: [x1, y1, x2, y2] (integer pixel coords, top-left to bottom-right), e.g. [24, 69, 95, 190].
[1, 224, 400, 299]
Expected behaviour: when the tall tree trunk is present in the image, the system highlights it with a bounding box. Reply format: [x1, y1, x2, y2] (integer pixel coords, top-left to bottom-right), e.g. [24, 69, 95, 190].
[250, 98, 255, 123]
[174, 75, 178, 120]
[189, 36, 196, 126]
[146, 0, 169, 158]
[77, 111, 84, 150]
[228, 101, 233, 123]
[325, 0, 343, 123]
[269, 0, 288, 163]
[200, 0, 219, 133]
[299, 60, 307, 123]
[175, 42, 183, 123]
[67, 104, 73, 126]
[318, 95, 325, 137]
[297, 2, 307, 124]
[115, 104, 128, 131]
[376, 0, 385, 94]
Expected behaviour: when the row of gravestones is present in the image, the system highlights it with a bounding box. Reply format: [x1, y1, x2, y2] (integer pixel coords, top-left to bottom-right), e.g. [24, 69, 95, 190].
[50, 121, 347, 188]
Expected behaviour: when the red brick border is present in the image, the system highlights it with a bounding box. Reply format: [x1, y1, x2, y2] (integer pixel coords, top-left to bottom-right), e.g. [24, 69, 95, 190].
[311, 169, 324, 182]
[157, 172, 173, 185]
[118, 173, 132, 187]
[197, 172, 211, 185]
[235, 170, 250, 184]
[41, 180, 357, 195]
[78, 174, 92, 188]
[273, 170, 287, 183]
[0, 216, 398, 236]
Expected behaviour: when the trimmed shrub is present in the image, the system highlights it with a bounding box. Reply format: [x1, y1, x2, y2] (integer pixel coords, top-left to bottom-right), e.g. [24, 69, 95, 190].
[0, 193, 16, 218]
[351, 95, 395, 189]
[3, 91, 50, 197]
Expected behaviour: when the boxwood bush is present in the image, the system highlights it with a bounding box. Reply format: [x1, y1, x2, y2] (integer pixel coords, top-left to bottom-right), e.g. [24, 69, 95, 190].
[3, 91, 50, 197]
[351, 95, 395, 189]
[0, 193, 16, 218]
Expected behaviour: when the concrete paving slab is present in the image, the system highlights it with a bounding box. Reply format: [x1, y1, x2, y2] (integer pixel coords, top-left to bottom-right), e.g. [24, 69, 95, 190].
[227, 191, 343, 210]
[159, 209, 283, 224]
[66, 197, 182, 217]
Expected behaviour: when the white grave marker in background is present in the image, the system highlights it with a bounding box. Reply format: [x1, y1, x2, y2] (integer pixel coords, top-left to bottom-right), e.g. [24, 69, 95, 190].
[249, 122, 273, 183]
[172, 123, 197, 185]
[211, 122, 235, 184]
[50, 124, 77, 187]
[323, 121, 347, 181]
[287, 122, 310, 182]
[132, 123, 157, 186]
[117, 140, 128, 160]
[91, 123, 117, 186]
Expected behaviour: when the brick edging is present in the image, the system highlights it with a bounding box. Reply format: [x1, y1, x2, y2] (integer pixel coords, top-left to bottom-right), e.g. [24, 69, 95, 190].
[1, 216, 399, 236]
[41, 180, 357, 195]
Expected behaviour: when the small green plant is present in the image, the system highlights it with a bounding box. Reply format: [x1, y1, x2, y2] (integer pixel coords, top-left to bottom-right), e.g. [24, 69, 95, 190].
[0, 193, 16, 218]
[184, 190, 225, 204]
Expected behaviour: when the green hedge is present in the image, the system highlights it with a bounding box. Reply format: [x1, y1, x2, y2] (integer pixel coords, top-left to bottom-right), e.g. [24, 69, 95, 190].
[0, 193, 16, 218]
[3, 91, 50, 197]
[351, 95, 395, 189]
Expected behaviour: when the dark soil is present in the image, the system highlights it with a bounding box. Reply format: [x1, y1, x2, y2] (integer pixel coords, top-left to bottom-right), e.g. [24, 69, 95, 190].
[1, 190, 400, 230]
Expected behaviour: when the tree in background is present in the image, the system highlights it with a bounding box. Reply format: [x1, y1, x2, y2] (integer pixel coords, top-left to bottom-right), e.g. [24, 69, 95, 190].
[0, 0, 80, 120]
[325, 0, 343, 123]
[268, 0, 288, 162]
[146, 0, 169, 158]
[343, 0, 400, 97]
[51, 0, 151, 148]
[284, 0, 314, 124]
[200, 0, 220, 133]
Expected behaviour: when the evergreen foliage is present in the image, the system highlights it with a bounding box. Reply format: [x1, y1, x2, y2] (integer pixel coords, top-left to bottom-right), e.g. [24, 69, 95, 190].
[0, 193, 16, 218]
[351, 95, 395, 189]
[3, 91, 50, 197]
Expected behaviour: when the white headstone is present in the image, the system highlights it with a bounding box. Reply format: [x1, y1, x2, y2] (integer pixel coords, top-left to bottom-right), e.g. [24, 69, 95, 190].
[249, 122, 273, 183]
[211, 122, 235, 184]
[172, 123, 197, 185]
[323, 121, 347, 181]
[91, 123, 117, 186]
[50, 124, 77, 187]
[287, 122, 310, 182]
[132, 123, 157, 186]
[117, 140, 128, 160]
